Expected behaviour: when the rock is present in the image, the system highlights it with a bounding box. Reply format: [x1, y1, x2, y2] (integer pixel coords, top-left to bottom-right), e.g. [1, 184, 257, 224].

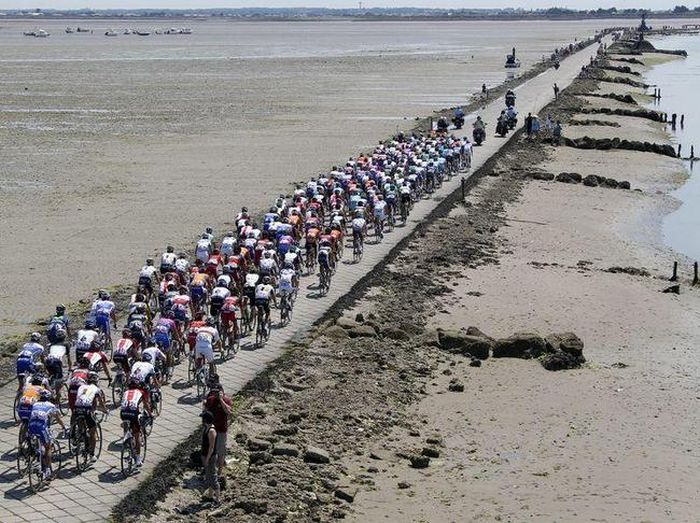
[426, 437, 443, 446]
[583, 175, 599, 187]
[421, 447, 441, 458]
[247, 438, 272, 452]
[304, 446, 331, 464]
[382, 326, 411, 341]
[465, 326, 494, 341]
[415, 329, 441, 348]
[334, 487, 357, 503]
[248, 451, 273, 465]
[544, 332, 584, 358]
[250, 405, 267, 417]
[448, 380, 465, 392]
[369, 450, 389, 460]
[273, 425, 299, 436]
[348, 325, 379, 338]
[324, 325, 350, 340]
[410, 455, 430, 468]
[355, 313, 365, 323]
[368, 466, 379, 473]
[619, 180, 631, 189]
[541, 351, 581, 371]
[398, 481, 412, 489]
[336, 317, 360, 330]
[272, 444, 300, 457]
[437, 330, 491, 359]
[555, 172, 582, 184]
[526, 171, 555, 181]
[331, 509, 346, 519]
[469, 358, 482, 367]
[662, 284, 680, 294]
[603, 178, 619, 188]
[234, 499, 268, 515]
[493, 333, 547, 359]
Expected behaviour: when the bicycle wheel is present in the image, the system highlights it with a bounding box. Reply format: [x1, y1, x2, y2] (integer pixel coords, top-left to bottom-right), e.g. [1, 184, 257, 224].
[120, 435, 134, 478]
[56, 382, 70, 416]
[265, 316, 272, 341]
[142, 415, 154, 438]
[255, 322, 264, 348]
[196, 370, 207, 399]
[16, 437, 31, 477]
[151, 391, 162, 418]
[68, 419, 79, 457]
[94, 423, 103, 460]
[187, 356, 195, 384]
[51, 438, 63, 477]
[141, 430, 148, 463]
[28, 449, 43, 493]
[13, 392, 20, 423]
[111, 375, 124, 408]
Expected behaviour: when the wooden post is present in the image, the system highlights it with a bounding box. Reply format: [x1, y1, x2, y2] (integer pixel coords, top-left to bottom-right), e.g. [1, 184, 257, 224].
[681, 114, 685, 126]
[461, 177, 465, 200]
[670, 261, 678, 282]
[692, 145, 695, 159]
[693, 262, 698, 285]
[671, 114, 677, 128]
[678, 144, 682, 158]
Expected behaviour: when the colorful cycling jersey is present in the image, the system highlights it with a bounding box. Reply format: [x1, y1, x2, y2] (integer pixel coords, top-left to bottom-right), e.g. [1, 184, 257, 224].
[68, 369, 88, 389]
[217, 274, 232, 288]
[139, 265, 157, 281]
[244, 273, 260, 289]
[171, 295, 191, 314]
[18, 342, 44, 362]
[19, 384, 43, 409]
[28, 400, 57, 429]
[284, 252, 298, 266]
[195, 239, 211, 261]
[279, 269, 295, 292]
[352, 218, 366, 231]
[160, 252, 177, 269]
[220, 236, 236, 256]
[194, 326, 219, 350]
[154, 318, 177, 336]
[75, 383, 101, 409]
[260, 258, 277, 274]
[130, 362, 156, 384]
[175, 258, 190, 273]
[373, 200, 387, 218]
[94, 299, 115, 318]
[221, 297, 239, 313]
[114, 338, 134, 359]
[86, 350, 108, 370]
[121, 388, 144, 412]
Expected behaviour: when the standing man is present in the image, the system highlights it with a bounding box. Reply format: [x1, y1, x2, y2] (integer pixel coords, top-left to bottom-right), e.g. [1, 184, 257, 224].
[525, 112, 534, 137]
[481, 83, 487, 100]
[553, 83, 560, 99]
[203, 377, 233, 482]
[200, 411, 220, 503]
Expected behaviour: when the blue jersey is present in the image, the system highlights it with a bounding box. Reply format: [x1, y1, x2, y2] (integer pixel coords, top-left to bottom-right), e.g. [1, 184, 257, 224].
[29, 401, 57, 429]
[18, 342, 43, 362]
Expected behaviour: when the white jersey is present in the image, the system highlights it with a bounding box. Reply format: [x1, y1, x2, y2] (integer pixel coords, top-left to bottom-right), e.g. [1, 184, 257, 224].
[278, 269, 295, 292]
[217, 275, 232, 288]
[75, 329, 99, 351]
[160, 252, 177, 266]
[352, 217, 366, 231]
[211, 286, 231, 300]
[255, 284, 274, 300]
[195, 239, 211, 261]
[75, 384, 101, 409]
[220, 237, 236, 256]
[48, 344, 67, 361]
[284, 252, 298, 266]
[244, 273, 260, 289]
[94, 299, 115, 317]
[195, 326, 219, 350]
[130, 361, 155, 383]
[373, 200, 387, 218]
[175, 258, 190, 273]
[142, 346, 165, 363]
[260, 258, 277, 274]
[139, 265, 157, 280]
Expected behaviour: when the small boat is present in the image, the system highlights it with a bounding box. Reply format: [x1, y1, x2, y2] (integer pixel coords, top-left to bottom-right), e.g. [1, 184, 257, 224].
[34, 29, 50, 38]
[165, 27, 181, 34]
[123, 28, 132, 35]
[181, 28, 193, 35]
[76, 27, 90, 33]
[23, 31, 36, 36]
[105, 30, 118, 37]
[135, 30, 151, 36]
[65, 27, 75, 34]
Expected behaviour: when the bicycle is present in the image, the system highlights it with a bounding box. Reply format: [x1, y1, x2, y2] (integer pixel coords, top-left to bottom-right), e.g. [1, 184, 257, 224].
[16, 428, 35, 477]
[353, 234, 364, 263]
[111, 368, 126, 408]
[193, 360, 209, 399]
[255, 304, 272, 348]
[48, 375, 69, 417]
[149, 385, 162, 418]
[70, 411, 105, 472]
[279, 293, 293, 326]
[27, 432, 63, 492]
[305, 243, 317, 275]
[374, 217, 384, 242]
[120, 416, 149, 478]
[221, 320, 240, 360]
[318, 264, 331, 296]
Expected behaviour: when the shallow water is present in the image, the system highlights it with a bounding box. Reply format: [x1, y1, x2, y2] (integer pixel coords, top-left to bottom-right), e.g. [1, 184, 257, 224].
[647, 34, 700, 261]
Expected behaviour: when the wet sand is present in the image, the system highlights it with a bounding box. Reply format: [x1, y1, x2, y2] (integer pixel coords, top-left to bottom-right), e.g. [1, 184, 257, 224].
[0, 18, 610, 337]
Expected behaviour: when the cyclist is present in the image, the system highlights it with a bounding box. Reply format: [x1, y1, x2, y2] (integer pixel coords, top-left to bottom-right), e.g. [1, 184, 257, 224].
[255, 276, 277, 328]
[195, 233, 212, 263]
[373, 194, 387, 237]
[160, 246, 177, 274]
[120, 378, 152, 467]
[74, 371, 108, 462]
[28, 389, 66, 479]
[174, 253, 191, 285]
[153, 311, 181, 371]
[210, 278, 231, 318]
[278, 262, 298, 298]
[75, 319, 100, 362]
[138, 258, 160, 300]
[130, 352, 159, 390]
[85, 341, 112, 384]
[318, 239, 333, 276]
[194, 317, 221, 375]
[67, 358, 90, 413]
[259, 250, 278, 285]
[16, 333, 45, 391]
[187, 312, 207, 354]
[220, 295, 240, 345]
[351, 210, 367, 251]
[114, 329, 137, 375]
[220, 231, 237, 257]
[142, 341, 167, 378]
[93, 291, 117, 342]
[17, 374, 48, 441]
[45, 342, 70, 405]
[171, 287, 193, 328]
[47, 304, 71, 345]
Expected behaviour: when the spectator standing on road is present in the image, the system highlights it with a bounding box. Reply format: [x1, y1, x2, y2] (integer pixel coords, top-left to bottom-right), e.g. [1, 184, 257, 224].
[531, 115, 541, 139]
[525, 113, 534, 137]
[200, 411, 220, 503]
[553, 83, 560, 99]
[203, 376, 233, 484]
[552, 120, 562, 146]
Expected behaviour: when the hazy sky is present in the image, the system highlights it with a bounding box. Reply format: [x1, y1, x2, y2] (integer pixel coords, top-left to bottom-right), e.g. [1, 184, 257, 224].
[0, 1, 684, 10]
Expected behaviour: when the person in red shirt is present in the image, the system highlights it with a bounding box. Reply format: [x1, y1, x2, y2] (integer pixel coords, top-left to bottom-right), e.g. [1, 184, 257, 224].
[187, 313, 207, 353]
[202, 378, 232, 480]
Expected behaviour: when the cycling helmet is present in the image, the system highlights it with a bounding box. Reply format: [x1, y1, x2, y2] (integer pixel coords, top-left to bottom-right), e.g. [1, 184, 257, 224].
[91, 338, 104, 350]
[226, 231, 234, 237]
[128, 378, 140, 389]
[31, 375, 44, 386]
[142, 352, 152, 362]
[178, 252, 187, 259]
[206, 317, 216, 327]
[39, 389, 52, 402]
[122, 328, 132, 337]
[206, 227, 213, 234]
[146, 258, 154, 265]
[84, 319, 97, 329]
[163, 310, 174, 319]
[262, 276, 271, 284]
[87, 372, 99, 384]
[30, 332, 41, 342]
[56, 304, 66, 314]
[201, 233, 209, 239]
[269, 206, 277, 213]
[241, 207, 248, 213]
[167, 245, 174, 253]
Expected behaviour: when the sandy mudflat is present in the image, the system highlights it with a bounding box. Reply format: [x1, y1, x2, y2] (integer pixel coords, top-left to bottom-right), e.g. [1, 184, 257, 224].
[348, 57, 700, 523]
[0, 18, 611, 337]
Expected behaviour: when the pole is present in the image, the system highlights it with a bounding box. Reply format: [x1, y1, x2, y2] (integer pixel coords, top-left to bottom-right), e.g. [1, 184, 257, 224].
[681, 114, 685, 126]
[671, 261, 678, 282]
[694, 262, 698, 285]
[461, 177, 465, 200]
[678, 144, 682, 158]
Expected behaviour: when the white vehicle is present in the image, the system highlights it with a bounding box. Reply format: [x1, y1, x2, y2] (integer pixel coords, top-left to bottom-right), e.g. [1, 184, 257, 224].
[105, 30, 118, 37]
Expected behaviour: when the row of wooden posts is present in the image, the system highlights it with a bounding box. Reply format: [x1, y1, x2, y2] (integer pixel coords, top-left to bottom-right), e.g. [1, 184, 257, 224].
[670, 261, 700, 285]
